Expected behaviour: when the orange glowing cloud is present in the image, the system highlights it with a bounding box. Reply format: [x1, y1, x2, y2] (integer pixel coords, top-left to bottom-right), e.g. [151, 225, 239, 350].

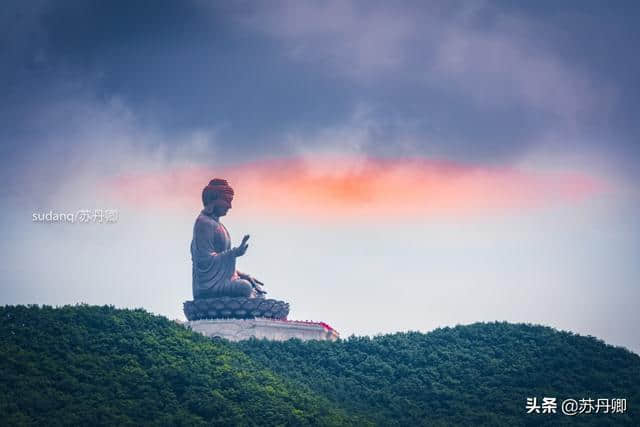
[106, 156, 606, 220]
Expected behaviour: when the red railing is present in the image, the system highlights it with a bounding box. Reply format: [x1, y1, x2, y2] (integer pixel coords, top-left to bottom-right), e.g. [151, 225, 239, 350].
[272, 318, 337, 333]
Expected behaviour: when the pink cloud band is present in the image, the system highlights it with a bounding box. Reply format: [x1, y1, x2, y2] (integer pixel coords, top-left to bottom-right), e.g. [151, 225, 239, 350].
[107, 156, 606, 220]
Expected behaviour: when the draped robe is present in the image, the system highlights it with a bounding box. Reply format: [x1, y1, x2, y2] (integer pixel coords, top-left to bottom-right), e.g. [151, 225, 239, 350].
[190, 212, 252, 298]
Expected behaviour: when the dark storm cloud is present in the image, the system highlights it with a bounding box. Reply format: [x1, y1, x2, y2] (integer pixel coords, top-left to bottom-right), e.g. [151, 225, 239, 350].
[1, 0, 639, 181]
[1, 1, 352, 153]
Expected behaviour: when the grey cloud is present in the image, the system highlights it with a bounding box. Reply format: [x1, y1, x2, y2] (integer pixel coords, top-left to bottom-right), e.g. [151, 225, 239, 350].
[245, 1, 603, 121]
[1, 0, 639, 183]
[238, 0, 640, 177]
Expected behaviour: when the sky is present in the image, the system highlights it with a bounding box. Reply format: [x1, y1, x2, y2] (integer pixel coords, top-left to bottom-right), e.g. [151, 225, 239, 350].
[1, 0, 639, 353]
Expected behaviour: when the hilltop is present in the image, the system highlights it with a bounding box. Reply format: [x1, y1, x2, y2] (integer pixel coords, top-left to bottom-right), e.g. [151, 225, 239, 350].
[1, 305, 638, 425]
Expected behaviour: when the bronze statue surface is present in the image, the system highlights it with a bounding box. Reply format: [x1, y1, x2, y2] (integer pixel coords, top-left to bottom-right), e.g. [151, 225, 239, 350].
[185, 178, 288, 320]
[191, 179, 266, 299]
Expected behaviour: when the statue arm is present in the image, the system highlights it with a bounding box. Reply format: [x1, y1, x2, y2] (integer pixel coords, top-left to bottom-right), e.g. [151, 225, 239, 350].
[195, 220, 243, 259]
[192, 218, 237, 293]
[237, 271, 264, 285]
[237, 271, 266, 295]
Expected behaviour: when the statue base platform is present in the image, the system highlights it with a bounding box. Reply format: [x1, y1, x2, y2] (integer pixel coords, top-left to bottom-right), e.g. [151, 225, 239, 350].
[184, 297, 289, 321]
[186, 318, 339, 342]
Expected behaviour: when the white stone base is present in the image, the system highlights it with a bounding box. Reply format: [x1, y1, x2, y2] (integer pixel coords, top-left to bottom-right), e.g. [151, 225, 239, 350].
[187, 318, 339, 342]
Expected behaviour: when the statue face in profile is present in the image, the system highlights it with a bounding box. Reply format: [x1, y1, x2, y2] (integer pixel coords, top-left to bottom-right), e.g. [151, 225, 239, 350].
[201, 178, 235, 218]
[211, 194, 232, 217]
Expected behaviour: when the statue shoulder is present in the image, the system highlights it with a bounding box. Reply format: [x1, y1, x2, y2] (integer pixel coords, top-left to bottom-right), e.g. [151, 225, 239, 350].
[195, 213, 218, 225]
[194, 213, 220, 232]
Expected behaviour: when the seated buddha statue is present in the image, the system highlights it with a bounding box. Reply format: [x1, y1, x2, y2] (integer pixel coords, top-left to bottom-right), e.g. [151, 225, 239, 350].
[190, 179, 266, 299]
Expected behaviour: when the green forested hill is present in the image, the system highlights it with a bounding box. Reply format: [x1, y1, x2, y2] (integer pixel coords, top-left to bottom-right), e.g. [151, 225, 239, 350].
[239, 323, 640, 426]
[0, 305, 363, 426]
[1, 305, 638, 426]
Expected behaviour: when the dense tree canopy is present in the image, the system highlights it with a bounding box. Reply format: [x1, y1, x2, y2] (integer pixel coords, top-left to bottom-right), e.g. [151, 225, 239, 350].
[0, 305, 362, 426]
[1, 305, 638, 426]
[240, 323, 639, 425]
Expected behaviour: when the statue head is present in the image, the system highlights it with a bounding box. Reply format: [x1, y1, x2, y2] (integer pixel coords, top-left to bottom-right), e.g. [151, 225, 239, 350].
[202, 178, 234, 217]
